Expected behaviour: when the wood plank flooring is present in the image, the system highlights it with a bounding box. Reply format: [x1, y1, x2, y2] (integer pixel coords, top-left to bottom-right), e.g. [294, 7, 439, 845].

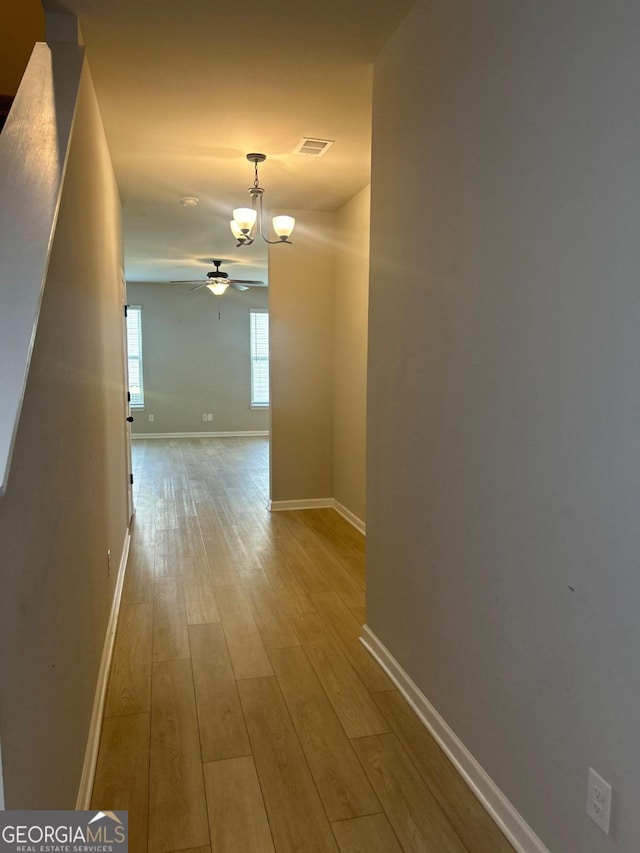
[91, 437, 514, 853]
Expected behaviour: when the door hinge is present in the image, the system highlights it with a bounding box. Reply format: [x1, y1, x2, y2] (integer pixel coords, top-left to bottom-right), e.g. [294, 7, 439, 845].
[127, 391, 131, 403]
[124, 304, 129, 317]
[130, 474, 134, 485]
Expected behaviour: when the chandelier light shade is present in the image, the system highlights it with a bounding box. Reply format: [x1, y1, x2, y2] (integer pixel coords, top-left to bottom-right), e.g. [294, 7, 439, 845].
[232, 207, 257, 233]
[229, 220, 244, 241]
[272, 215, 296, 238]
[231, 153, 295, 246]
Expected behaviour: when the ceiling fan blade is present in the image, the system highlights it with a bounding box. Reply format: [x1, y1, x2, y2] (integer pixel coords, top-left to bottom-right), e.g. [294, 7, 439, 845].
[189, 283, 209, 291]
[227, 279, 266, 286]
[231, 284, 250, 291]
[170, 279, 208, 284]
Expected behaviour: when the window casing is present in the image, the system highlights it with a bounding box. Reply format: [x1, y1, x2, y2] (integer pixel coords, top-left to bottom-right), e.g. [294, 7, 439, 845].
[126, 305, 144, 408]
[250, 309, 269, 408]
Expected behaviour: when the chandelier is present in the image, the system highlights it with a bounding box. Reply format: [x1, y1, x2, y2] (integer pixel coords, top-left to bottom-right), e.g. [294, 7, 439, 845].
[230, 153, 295, 246]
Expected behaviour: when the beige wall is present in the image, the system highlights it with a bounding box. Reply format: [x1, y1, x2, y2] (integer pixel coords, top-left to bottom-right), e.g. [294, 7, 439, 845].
[269, 211, 335, 502]
[0, 62, 128, 807]
[367, 1, 640, 850]
[269, 199, 370, 521]
[333, 187, 370, 522]
[126, 281, 269, 435]
[0, 1, 44, 94]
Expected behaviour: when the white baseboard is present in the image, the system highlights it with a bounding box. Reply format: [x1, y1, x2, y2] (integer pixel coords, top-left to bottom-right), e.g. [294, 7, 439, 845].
[360, 625, 550, 853]
[75, 528, 131, 809]
[269, 497, 366, 536]
[333, 500, 366, 535]
[269, 498, 334, 512]
[269, 497, 366, 535]
[132, 431, 268, 440]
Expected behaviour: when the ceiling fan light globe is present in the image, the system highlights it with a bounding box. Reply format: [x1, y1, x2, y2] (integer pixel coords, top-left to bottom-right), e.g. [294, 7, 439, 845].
[272, 215, 295, 239]
[233, 207, 257, 233]
[207, 282, 230, 296]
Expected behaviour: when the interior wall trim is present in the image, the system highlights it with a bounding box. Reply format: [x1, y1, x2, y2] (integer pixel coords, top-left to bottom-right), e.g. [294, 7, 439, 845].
[75, 528, 131, 809]
[269, 498, 366, 535]
[360, 625, 551, 853]
[333, 500, 366, 535]
[269, 498, 334, 512]
[131, 431, 269, 440]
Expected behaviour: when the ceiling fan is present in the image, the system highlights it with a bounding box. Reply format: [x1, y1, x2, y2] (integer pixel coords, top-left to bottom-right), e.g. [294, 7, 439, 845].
[170, 259, 265, 295]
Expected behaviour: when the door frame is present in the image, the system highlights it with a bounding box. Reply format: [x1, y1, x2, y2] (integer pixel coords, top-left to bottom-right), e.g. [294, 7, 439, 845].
[121, 270, 134, 523]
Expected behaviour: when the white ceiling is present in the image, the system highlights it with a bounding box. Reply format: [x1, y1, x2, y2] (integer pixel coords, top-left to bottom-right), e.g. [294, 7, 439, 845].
[44, 0, 413, 286]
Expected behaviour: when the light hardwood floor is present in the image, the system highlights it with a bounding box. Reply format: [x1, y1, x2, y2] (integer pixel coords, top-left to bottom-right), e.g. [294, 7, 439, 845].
[91, 437, 514, 853]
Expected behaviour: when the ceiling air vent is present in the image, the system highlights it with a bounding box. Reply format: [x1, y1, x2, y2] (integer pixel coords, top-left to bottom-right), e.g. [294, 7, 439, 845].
[294, 137, 334, 157]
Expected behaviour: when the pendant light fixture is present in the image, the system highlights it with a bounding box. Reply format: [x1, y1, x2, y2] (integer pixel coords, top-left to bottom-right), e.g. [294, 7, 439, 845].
[206, 281, 229, 296]
[230, 153, 295, 246]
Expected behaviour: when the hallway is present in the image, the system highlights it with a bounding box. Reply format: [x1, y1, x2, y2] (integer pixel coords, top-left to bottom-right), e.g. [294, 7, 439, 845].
[91, 437, 513, 852]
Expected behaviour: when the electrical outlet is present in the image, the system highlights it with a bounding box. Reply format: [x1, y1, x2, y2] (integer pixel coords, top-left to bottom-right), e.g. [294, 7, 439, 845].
[202, 413, 208, 421]
[587, 768, 612, 834]
[148, 414, 154, 422]
[107, 548, 112, 577]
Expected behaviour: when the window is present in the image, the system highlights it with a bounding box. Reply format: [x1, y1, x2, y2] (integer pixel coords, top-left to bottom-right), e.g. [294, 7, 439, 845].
[126, 305, 144, 408]
[250, 309, 269, 407]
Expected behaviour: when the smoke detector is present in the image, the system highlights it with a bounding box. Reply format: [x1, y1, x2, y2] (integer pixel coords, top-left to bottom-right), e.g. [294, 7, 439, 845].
[294, 137, 334, 157]
[180, 196, 199, 207]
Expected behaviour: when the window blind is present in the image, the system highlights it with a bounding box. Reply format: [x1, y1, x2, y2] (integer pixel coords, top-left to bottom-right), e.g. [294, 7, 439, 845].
[250, 309, 269, 407]
[126, 305, 144, 408]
